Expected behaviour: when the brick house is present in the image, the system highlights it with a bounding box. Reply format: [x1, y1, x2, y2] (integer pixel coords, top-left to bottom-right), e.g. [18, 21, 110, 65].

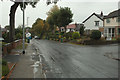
[103, 9, 120, 40]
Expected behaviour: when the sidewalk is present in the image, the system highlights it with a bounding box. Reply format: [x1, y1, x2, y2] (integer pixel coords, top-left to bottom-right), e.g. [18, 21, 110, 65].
[2, 40, 43, 79]
[9, 43, 35, 78]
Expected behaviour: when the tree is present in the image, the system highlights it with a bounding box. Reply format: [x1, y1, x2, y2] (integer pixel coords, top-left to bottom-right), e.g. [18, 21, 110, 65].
[9, 0, 59, 42]
[79, 26, 85, 36]
[40, 20, 50, 39]
[46, 5, 59, 32]
[58, 7, 73, 32]
[47, 6, 73, 32]
[32, 18, 44, 37]
[9, 1, 38, 42]
[15, 25, 23, 39]
[31, 18, 50, 39]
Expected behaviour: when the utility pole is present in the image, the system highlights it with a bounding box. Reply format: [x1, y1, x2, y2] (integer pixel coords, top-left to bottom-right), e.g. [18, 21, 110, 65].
[23, 0, 25, 54]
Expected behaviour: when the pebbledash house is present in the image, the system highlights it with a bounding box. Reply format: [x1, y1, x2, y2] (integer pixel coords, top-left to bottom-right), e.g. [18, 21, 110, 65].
[103, 9, 120, 40]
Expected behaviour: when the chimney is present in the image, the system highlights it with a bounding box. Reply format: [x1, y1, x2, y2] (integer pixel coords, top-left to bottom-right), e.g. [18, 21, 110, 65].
[100, 11, 103, 17]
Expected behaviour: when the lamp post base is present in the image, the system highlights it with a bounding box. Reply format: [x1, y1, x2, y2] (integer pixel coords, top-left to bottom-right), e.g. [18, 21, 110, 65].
[23, 51, 25, 54]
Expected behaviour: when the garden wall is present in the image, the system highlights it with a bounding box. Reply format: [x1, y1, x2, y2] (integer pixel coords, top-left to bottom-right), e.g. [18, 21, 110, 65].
[2, 39, 22, 56]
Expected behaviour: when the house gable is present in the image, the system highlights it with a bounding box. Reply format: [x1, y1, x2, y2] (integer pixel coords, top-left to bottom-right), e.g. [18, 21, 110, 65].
[83, 14, 103, 30]
[82, 13, 103, 23]
[104, 9, 120, 27]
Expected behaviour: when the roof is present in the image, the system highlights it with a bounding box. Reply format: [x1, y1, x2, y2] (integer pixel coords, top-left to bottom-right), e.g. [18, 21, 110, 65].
[82, 13, 104, 23]
[66, 24, 76, 29]
[75, 24, 84, 31]
[104, 9, 120, 19]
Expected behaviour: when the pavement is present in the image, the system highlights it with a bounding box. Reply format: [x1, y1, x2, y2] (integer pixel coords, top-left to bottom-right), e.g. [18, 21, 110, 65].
[2, 39, 119, 79]
[3, 41, 45, 79]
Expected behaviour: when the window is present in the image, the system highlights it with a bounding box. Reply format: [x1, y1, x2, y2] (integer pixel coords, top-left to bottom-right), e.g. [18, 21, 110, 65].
[108, 28, 111, 33]
[112, 28, 115, 33]
[106, 19, 110, 23]
[112, 28, 115, 37]
[70, 28, 73, 31]
[95, 21, 99, 26]
[116, 17, 120, 22]
[104, 28, 107, 37]
[104, 28, 107, 33]
[118, 28, 120, 35]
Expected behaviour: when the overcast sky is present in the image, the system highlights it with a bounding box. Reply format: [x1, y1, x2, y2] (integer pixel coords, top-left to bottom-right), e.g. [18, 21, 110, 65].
[0, 0, 120, 28]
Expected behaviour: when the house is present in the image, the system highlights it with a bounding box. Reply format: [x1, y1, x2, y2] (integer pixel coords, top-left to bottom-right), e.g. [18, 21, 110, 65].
[82, 12, 104, 35]
[60, 24, 77, 33]
[103, 9, 120, 40]
[66, 24, 76, 33]
[75, 23, 84, 32]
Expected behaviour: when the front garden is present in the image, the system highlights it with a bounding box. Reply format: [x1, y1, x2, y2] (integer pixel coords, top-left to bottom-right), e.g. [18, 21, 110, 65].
[45, 30, 119, 45]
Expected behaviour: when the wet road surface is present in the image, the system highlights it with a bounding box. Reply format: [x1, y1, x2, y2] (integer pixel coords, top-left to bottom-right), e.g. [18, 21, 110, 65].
[32, 39, 118, 78]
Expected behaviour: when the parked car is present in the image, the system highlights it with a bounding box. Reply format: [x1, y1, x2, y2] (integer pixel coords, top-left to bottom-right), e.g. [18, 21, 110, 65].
[34, 36, 40, 39]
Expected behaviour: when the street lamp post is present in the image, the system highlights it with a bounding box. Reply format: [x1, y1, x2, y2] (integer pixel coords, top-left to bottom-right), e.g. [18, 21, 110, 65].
[23, 0, 25, 54]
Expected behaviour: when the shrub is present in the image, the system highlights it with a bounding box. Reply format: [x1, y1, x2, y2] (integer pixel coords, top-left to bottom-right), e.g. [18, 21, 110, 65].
[72, 32, 80, 39]
[117, 37, 120, 43]
[2, 59, 7, 65]
[90, 30, 101, 40]
[2, 32, 9, 43]
[2, 65, 9, 76]
[15, 33, 22, 39]
[2, 59, 9, 76]
[65, 32, 73, 40]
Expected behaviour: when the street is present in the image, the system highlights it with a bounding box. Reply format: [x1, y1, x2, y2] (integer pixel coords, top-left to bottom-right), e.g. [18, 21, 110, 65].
[31, 39, 118, 78]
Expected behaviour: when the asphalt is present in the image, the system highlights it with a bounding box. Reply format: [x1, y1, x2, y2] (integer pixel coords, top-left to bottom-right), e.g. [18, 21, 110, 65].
[33, 39, 118, 78]
[4, 39, 119, 78]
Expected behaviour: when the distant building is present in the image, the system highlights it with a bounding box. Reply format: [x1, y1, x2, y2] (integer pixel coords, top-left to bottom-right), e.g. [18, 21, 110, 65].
[103, 9, 120, 40]
[60, 24, 77, 33]
[66, 24, 76, 33]
[75, 23, 84, 32]
[82, 12, 104, 35]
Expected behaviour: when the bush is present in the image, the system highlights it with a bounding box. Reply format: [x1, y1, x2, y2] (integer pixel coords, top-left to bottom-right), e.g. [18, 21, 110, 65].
[72, 32, 80, 39]
[2, 59, 7, 65]
[2, 32, 9, 43]
[2, 59, 9, 76]
[117, 37, 120, 43]
[15, 33, 22, 39]
[90, 30, 101, 40]
[2, 65, 9, 76]
[65, 32, 73, 40]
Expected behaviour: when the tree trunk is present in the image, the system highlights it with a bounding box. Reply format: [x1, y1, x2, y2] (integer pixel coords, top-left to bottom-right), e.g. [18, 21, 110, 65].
[9, 2, 20, 42]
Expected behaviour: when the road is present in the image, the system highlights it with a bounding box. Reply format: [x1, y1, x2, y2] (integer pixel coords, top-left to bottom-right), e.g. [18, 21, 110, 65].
[32, 39, 118, 78]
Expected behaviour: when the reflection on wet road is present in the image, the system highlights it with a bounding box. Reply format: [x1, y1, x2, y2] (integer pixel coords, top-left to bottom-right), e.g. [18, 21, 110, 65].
[32, 39, 118, 78]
